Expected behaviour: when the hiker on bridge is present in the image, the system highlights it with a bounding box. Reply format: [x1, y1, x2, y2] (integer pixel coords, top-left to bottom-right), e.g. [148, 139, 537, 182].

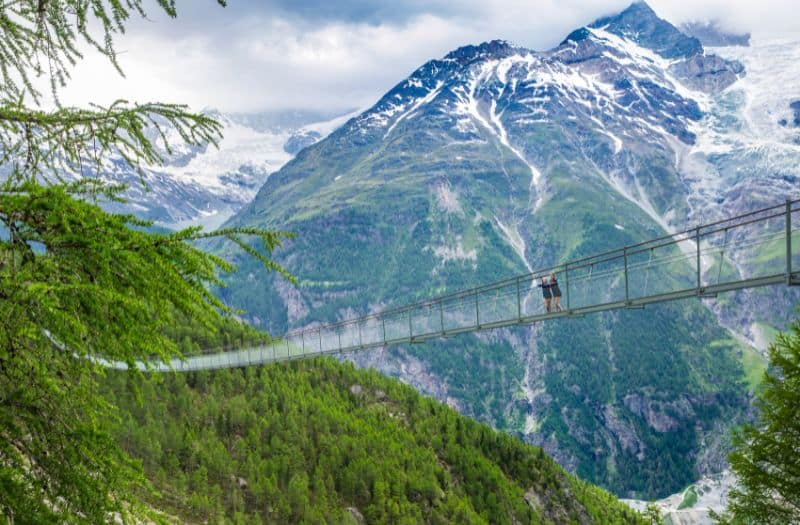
[540, 277, 552, 313]
[550, 272, 562, 312]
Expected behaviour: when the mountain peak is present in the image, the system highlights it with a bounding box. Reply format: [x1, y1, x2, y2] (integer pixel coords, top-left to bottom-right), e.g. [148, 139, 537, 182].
[615, 1, 657, 17]
[591, 1, 664, 29]
[443, 39, 516, 64]
[592, 1, 702, 58]
[563, 1, 702, 59]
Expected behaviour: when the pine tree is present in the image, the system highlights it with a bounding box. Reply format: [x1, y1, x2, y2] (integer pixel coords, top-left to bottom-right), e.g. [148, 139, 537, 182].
[643, 502, 664, 525]
[715, 319, 800, 524]
[0, 1, 290, 522]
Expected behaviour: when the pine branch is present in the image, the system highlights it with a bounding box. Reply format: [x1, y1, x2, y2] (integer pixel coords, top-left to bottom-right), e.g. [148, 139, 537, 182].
[0, 100, 223, 181]
[0, 3, 298, 523]
[0, 0, 226, 103]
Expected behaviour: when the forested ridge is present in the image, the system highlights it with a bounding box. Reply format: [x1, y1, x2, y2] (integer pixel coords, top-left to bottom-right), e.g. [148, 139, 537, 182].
[0, 2, 293, 521]
[218, 136, 757, 499]
[106, 359, 643, 524]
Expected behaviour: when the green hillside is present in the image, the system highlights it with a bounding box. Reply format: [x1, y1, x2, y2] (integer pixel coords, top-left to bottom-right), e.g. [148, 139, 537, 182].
[201, 25, 764, 499]
[106, 359, 643, 524]
[213, 129, 753, 498]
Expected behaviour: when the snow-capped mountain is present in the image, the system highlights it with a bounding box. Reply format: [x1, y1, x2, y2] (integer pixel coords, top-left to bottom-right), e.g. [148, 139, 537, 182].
[343, 1, 763, 234]
[97, 108, 356, 230]
[218, 2, 800, 498]
[335, 2, 797, 237]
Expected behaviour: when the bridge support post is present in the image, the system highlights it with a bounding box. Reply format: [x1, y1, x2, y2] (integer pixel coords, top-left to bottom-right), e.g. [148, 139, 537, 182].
[358, 322, 363, 348]
[623, 248, 629, 304]
[440, 301, 445, 334]
[382, 317, 387, 346]
[788, 200, 793, 286]
[408, 307, 413, 341]
[564, 264, 570, 312]
[696, 227, 702, 292]
[475, 290, 480, 328]
[516, 277, 522, 322]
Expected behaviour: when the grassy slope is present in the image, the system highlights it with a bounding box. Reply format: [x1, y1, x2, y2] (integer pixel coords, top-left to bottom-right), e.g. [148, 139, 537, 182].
[106, 359, 643, 525]
[212, 127, 755, 499]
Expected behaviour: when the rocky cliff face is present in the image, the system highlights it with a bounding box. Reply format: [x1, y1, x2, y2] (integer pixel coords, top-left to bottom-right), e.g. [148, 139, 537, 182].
[216, 2, 799, 498]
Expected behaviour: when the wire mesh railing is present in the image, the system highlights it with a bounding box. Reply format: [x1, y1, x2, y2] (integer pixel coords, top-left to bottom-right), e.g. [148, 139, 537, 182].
[116, 199, 800, 372]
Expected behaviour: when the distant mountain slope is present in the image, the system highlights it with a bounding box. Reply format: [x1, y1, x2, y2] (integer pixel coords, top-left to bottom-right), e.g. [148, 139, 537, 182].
[214, 2, 798, 498]
[87, 108, 355, 230]
[108, 359, 643, 524]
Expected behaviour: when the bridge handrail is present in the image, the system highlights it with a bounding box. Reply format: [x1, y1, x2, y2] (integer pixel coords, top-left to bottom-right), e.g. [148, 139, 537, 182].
[106, 197, 798, 371]
[280, 199, 799, 338]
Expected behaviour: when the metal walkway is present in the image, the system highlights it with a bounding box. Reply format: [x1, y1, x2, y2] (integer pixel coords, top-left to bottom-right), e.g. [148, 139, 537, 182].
[114, 199, 800, 372]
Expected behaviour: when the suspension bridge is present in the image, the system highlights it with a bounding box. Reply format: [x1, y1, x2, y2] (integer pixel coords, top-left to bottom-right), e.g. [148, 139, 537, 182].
[113, 199, 800, 372]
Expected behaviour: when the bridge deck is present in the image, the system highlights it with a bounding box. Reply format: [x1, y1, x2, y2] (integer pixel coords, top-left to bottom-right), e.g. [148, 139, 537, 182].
[114, 199, 800, 372]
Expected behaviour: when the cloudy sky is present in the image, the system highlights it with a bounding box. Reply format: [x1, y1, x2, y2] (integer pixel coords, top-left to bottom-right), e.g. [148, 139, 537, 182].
[58, 0, 798, 114]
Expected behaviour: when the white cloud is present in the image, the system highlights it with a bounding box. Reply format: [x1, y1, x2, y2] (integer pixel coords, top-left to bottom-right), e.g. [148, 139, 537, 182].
[649, 0, 799, 35]
[54, 0, 799, 113]
[59, 14, 465, 112]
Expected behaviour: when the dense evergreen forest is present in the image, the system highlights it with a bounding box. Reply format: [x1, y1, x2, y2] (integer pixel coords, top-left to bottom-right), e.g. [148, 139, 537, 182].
[106, 359, 644, 524]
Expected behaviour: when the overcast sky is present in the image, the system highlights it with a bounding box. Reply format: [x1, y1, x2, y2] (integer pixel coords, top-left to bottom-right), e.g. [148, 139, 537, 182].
[57, 0, 799, 114]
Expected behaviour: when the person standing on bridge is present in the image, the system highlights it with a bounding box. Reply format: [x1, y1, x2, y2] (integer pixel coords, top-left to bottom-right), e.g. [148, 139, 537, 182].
[550, 272, 562, 312]
[540, 277, 552, 313]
